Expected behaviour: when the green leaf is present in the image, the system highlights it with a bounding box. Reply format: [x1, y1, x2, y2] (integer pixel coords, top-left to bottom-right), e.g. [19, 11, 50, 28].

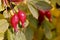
[0, 33, 4, 40]
[52, 31, 56, 38]
[4, 29, 14, 40]
[24, 20, 29, 28]
[3, 10, 11, 18]
[43, 19, 54, 30]
[18, 20, 29, 28]
[14, 6, 18, 12]
[0, 19, 9, 33]
[24, 26, 34, 40]
[14, 31, 26, 40]
[27, 3, 38, 19]
[44, 26, 52, 39]
[27, 15, 38, 30]
[0, 0, 5, 12]
[17, 3, 28, 13]
[42, 20, 53, 39]
[4, 29, 26, 40]
[34, 1, 52, 10]
[0, 6, 4, 12]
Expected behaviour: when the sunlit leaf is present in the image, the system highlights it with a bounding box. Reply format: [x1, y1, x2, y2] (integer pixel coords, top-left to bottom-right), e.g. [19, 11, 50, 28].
[0, 33, 4, 40]
[0, 0, 5, 12]
[14, 6, 18, 12]
[24, 20, 29, 28]
[44, 0, 50, 3]
[15, 31, 26, 40]
[0, 19, 9, 33]
[3, 10, 11, 18]
[27, 3, 38, 19]
[50, 8, 60, 17]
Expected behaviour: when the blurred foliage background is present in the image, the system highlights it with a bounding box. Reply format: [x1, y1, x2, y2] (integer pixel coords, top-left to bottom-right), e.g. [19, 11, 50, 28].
[0, 0, 60, 40]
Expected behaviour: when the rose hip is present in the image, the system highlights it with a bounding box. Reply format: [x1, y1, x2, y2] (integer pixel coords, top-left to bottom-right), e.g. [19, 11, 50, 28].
[18, 10, 26, 27]
[38, 10, 45, 25]
[45, 10, 52, 22]
[10, 14, 19, 32]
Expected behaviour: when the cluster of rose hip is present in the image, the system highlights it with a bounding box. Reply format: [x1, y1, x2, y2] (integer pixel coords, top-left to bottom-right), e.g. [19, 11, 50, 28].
[38, 10, 52, 25]
[10, 10, 26, 32]
[10, 0, 52, 32]
[10, 9, 52, 32]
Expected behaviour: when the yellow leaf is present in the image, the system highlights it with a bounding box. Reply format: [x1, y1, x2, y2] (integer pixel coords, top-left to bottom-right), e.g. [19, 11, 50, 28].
[50, 8, 60, 17]
[0, 0, 5, 12]
[0, 33, 4, 40]
[0, 14, 4, 19]
[53, 36, 60, 40]
[55, 18, 60, 35]
[50, 0, 60, 17]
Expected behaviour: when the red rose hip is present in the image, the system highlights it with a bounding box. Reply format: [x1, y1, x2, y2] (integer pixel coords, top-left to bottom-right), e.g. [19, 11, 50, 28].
[11, 14, 19, 32]
[18, 10, 26, 27]
[38, 10, 45, 25]
[45, 10, 52, 22]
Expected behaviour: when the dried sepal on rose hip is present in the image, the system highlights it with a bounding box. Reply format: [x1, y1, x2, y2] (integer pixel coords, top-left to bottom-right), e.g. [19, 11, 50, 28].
[45, 10, 52, 22]
[10, 14, 19, 32]
[17, 10, 26, 28]
[38, 10, 45, 25]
